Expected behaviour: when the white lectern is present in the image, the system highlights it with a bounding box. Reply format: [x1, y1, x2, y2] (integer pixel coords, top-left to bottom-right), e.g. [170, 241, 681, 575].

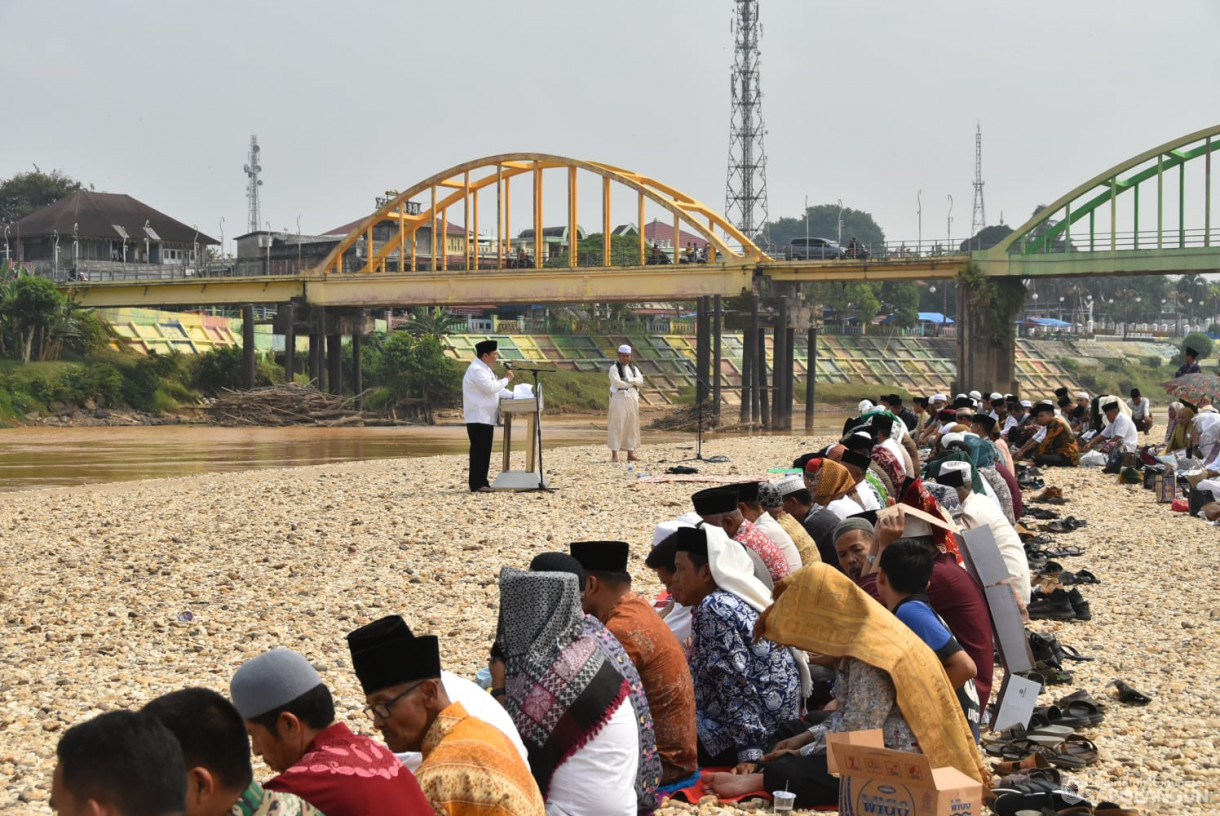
[492, 395, 548, 491]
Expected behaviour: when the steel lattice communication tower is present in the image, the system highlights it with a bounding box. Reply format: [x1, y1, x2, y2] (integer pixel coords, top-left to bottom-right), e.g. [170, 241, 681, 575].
[971, 122, 986, 244]
[244, 135, 263, 234]
[724, 0, 768, 244]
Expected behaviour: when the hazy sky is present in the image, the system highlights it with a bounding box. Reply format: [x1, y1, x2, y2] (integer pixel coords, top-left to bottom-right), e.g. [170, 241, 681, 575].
[4, 0, 1217, 253]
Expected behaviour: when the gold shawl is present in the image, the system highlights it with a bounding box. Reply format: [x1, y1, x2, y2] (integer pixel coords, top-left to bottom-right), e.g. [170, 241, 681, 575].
[812, 459, 856, 506]
[755, 563, 987, 784]
[776, 513, 821, 565]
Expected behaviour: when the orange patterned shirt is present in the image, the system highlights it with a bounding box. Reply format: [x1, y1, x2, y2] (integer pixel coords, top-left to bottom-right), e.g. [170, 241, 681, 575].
[604, 592, 699, 781]
[417, 702, 545, 816]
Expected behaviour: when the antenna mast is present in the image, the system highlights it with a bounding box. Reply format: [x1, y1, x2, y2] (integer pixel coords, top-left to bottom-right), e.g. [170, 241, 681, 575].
[724, 0, 769, 245]
[244, 135, 263, 234]
[971, 122, 986, 244]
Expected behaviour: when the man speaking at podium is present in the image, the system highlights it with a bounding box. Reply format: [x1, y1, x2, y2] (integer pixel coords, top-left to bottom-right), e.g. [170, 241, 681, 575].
[463, 340, 514, 493]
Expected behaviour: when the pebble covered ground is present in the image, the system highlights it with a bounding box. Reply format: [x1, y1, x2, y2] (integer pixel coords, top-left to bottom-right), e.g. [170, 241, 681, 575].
[1, 434, 1217, 814]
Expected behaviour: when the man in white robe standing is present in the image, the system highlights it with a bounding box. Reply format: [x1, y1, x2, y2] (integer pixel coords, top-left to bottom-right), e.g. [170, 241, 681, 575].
[608, 344, 643, 462]
[462, 339, 513, 492]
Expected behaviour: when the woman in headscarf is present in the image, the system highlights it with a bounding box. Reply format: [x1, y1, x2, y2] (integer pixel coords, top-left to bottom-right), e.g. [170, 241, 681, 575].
[494, 567, 639, 816]
[810, 459, 865, 520]
[1165, 401, 1188, 451]
[702, 563, 986, 808]
[957, 434, 1017, 526]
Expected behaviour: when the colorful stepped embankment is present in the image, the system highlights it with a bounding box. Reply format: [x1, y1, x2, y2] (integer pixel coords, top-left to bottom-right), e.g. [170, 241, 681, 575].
[94, 310, 1178, 406]
[443, 333, 1177, 406]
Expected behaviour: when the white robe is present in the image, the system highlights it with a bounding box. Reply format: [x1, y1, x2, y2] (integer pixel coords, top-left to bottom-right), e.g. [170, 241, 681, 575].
[546, 697, 638, 816]
[752, 511, 802, 570]
[607, 363, 643, 451]
[960, 491, 1031, 605]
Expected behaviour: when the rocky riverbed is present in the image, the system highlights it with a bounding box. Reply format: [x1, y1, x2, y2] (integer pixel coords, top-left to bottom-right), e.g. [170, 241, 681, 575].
[1, 435, 1216, 814]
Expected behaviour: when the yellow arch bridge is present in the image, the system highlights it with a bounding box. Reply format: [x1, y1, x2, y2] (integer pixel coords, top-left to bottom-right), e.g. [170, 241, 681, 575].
[58, 128, 1220, 403]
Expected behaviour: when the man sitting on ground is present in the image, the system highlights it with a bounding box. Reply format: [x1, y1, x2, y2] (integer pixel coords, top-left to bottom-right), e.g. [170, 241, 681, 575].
[671, 525, 801, 766]
[734, 481, 801, 571]
[52, 710, 186, 816]
[144, 688, 323, 816]
[692, 485, 791, 585]
[777, 476, 840, 568]
[848, 509, 996, 708]
[347, 616, 544, 816]
[570, 541, 699, 783]
[1128, 388, 1153, 435]
[1013, 401, 1079, 467]
[877, 540, 980, 741]
[1084, 398, 1138, 456]
[936, 462, 1030, 608]
[757, 481, 819, 566]
[229, 649, 431, 816]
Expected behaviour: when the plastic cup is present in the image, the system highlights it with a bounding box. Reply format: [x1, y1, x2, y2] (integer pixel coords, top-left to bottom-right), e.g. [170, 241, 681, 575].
[772, 790, 796, 813]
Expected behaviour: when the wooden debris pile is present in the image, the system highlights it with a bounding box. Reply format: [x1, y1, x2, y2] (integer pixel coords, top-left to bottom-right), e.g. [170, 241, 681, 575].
[209, 383, 406, 427]
[649, 400, 730, 432]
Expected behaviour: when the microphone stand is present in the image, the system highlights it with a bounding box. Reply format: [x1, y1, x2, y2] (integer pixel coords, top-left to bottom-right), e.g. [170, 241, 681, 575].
[507, 364, 555, 492]
[678, 361, 712, 462]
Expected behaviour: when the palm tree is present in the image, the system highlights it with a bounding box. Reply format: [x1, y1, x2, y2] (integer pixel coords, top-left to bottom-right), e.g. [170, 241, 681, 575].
[402, 307, 466, 339]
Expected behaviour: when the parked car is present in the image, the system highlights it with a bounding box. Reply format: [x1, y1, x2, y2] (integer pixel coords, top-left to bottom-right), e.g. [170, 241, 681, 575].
[783, 237, 846, 260]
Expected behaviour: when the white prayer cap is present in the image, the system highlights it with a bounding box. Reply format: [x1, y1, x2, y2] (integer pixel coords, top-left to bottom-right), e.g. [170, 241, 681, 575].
[955, 393, 968, 400]
[1076, 392, 1089, 400]
[937, 460, 973, 489]
[940, 432, 966, 449]
[968, 390, 982, 400]
[651, 519, 688, 547]
[930, 393, 948, 404]
[990, 392, 1003, 400]
[776, 475, 805, 496]
[857, 399, 874, 414]
[1021, 400, 1032, 408]
[618, 344, 632, 354]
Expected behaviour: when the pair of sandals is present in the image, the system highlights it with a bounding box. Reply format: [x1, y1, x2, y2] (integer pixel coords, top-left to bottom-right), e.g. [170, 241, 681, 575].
[1042, 516, 1088, 534]
[1023, 507, 1061, 520]
[1028, 543, 1086, 558]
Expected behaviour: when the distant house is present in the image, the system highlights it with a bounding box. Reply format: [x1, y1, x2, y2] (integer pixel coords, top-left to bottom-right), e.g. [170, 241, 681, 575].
[514, 225, 585, 260]
[3, 190, 217, 279]
[232, 214, 480, 276]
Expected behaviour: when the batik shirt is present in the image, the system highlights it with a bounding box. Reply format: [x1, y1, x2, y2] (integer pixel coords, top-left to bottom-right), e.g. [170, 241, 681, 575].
[583, 615, 661, 812]
[800, 658, 916, 756]
[231, 781, 324, 816]
[690, 589, 801, 763]
[417, 702, 545, 816]
[1035, 416, 1080, 465]
[733, 519, 790, 584]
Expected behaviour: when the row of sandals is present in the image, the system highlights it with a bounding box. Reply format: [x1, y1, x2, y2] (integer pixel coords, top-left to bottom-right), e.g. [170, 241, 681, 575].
[981, 479, 1152, 815]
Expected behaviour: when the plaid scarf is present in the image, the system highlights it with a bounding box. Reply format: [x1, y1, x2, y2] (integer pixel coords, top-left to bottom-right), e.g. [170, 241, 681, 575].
[495, 567, 628, 797]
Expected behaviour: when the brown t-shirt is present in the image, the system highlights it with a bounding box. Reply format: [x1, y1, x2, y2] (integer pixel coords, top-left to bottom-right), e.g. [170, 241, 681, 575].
[604, 592, 698, 780]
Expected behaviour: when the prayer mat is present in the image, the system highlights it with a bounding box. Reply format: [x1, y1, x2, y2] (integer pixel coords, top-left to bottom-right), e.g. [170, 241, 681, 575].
[657, 769, 836, 810]
[639, 474, 770, 484]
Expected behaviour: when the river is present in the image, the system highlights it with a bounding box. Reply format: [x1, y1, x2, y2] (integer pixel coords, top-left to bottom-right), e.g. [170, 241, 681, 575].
[0, 414, 851, 492]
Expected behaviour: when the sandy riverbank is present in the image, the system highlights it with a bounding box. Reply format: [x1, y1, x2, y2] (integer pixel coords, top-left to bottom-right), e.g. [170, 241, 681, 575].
[1, 436, 1217, 814]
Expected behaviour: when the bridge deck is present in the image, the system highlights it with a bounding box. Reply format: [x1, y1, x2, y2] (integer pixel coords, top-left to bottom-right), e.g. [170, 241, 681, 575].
[60, 248, 1220, 309]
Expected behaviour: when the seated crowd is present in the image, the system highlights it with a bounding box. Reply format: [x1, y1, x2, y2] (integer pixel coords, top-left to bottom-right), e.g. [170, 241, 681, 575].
[53, 385, 1151, 816]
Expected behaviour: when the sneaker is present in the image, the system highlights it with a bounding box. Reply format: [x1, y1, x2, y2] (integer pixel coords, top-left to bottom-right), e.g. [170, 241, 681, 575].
[1066, 588, 1092, 621]
[1028, 589, 1076, 621]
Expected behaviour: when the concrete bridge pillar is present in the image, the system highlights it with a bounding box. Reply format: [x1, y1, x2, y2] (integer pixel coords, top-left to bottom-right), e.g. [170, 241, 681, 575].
[954, 282, 1020, 396]
[241, 304, 256, 390]
[327, 332, 343, 395]
[282, 303, 295, 384]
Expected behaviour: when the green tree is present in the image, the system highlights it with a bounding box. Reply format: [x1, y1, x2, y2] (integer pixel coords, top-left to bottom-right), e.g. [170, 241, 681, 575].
[0, 168, 87, 223]
[959, 224, 1014, 252]
[402, 307, 466, 339]
[0, 275, 67, 363]
[879, 281, 920, 328]
[546, 233, 648, 267]
[366, 331, 462, 419]
[1182, 332, 1213, 361]
[761, 204, 886, 255]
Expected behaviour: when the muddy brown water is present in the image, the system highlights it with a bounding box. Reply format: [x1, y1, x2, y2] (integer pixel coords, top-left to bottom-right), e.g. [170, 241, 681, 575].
[0, 413, 852, 492]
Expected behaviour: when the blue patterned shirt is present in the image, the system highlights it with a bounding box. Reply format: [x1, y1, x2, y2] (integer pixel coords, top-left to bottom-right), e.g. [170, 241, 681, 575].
[690, 589, 801, 763]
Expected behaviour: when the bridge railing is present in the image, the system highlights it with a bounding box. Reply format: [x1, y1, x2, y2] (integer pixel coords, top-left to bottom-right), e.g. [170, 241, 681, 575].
[761, 239, 972, 262]
[1009, 227, 1218, 254]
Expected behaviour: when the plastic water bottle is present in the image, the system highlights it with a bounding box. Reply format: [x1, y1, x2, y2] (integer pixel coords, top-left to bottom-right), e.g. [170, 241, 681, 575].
[626, 463, 634, 481]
